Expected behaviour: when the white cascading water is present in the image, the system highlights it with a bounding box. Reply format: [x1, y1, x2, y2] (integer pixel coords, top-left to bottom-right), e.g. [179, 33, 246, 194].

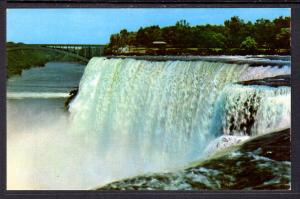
[205, 84, 290, 155]
[214, 84, 290, 136]
[70, 58, 243, 163]
[69, 58, 290, 168]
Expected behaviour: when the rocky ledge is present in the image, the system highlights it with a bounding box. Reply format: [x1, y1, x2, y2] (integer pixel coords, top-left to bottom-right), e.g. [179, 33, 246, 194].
[238, 75, 290, 87]
[105, 56, 290, 67]
[96, 129, 290, 190]
[64, 87, 78, 109]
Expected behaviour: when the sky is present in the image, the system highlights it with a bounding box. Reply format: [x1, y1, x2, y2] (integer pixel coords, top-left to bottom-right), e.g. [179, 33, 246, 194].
[7, 8, 290, 44]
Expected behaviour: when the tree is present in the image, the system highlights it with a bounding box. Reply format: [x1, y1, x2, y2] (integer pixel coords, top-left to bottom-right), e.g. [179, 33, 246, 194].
[136, 26, 162, 46]
[195, 30, 226, 49]
[108, 34, 121, 48]
[240, 37, 257, 52]
[275, 28, 290, 50]
[274, 16, 290, 32]
[173, 20, 193, 47]
[254, 19, 276, 49]
[273, 17, 290, 50]
[224, 16, 246, 48]
[161, 26, 177, 45]
[105, 16, 290, 55]
[119, 29, 129, 45]
[176, 19, 190, 28]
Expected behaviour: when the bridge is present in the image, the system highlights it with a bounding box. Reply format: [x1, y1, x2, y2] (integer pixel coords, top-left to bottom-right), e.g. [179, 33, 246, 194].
[7, 44, 106, 63]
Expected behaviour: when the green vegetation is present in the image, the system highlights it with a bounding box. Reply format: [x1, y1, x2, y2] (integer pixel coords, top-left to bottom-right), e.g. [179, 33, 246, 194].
[240, 37, 257, 53]
[7, 42, 84, 78]
[105, 16, 290, 55]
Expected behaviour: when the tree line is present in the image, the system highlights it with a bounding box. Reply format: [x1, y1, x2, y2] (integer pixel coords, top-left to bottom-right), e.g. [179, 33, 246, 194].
[105, 16, 290, 55]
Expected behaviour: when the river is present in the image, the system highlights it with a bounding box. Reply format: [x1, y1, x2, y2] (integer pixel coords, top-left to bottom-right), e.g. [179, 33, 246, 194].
[7, 62, 86, 190]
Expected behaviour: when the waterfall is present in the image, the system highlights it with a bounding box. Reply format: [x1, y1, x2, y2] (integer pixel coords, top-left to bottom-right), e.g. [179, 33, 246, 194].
[212, 84, 290, 136]
[69, 57, 290, 168]
[6, 57, 291, 190]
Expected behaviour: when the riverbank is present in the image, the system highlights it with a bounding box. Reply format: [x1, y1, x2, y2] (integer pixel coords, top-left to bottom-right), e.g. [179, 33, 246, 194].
[7, 49, 84, 78]
[104, 46, 290, 56]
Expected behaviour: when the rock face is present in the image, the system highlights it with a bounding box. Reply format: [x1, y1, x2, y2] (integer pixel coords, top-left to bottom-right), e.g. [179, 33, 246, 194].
[238, 75, 290, 87]
[240, 129, 290, 162]
[64, 88, 78, 109]
[96, 129, 290, 190]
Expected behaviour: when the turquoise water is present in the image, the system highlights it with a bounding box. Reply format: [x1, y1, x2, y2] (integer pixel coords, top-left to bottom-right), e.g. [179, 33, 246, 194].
[7, 62, 85, 93]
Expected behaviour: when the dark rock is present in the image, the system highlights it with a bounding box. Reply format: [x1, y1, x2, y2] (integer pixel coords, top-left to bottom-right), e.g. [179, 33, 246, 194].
[238, 75, 290, 87]
[226, 93, 260, 136]
[240, 129, 290, 161]
[64, 87, 78, 110]
[96, 129, 290, 190]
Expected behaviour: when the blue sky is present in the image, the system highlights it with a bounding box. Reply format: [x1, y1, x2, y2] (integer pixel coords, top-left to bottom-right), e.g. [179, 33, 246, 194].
[7, 8, 290, 44]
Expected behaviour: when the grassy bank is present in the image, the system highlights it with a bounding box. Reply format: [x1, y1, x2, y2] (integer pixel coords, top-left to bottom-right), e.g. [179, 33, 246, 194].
[7, 49, 84, 78]
[104, 46, 290, 56]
